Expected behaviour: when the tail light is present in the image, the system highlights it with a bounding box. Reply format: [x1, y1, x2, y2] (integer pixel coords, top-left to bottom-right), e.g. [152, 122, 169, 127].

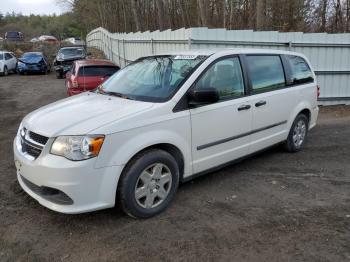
[317, 85, 320, 98]
[72, 80, 79, 88]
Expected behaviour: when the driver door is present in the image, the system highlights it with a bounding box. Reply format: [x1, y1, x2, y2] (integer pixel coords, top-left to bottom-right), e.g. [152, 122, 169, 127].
[190, 56, 253, 174]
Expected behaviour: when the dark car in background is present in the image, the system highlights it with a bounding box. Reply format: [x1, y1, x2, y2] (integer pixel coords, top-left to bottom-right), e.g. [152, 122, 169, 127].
[66, 59, 120, 96]
[17, 52, 50, 74]
[53, 46, 87, 78]
[5, 31, 23, 42]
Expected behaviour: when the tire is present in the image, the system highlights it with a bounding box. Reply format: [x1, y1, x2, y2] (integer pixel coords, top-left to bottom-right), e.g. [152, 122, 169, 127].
[3, 66, 8, 76]
[117, 149, 180, 218]
[284, 114, 309, 153]
[56, 71, 63, 79]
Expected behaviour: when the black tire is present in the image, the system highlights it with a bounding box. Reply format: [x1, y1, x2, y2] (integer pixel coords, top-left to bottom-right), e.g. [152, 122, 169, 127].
[56, 71, 63, 79]
[284, 114, 309, 153]
[3, 66, 8, 76]
[117, 149, 180, 218]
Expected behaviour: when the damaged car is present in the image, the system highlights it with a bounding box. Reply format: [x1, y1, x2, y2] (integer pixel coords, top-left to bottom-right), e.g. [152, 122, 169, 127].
[17, 52, 50, 74]
[53, 46, 88, 79]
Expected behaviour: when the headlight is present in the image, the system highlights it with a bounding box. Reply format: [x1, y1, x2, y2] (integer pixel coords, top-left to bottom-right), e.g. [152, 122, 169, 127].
[18, 61, 24, 66]
[51, 135, 105, 161]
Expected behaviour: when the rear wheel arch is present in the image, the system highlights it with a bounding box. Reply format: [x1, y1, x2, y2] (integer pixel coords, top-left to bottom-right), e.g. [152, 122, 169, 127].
[298, 108, 311, 123]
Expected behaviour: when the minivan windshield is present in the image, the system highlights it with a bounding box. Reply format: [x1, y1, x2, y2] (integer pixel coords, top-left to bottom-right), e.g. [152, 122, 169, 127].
[98, 55, 207, 102]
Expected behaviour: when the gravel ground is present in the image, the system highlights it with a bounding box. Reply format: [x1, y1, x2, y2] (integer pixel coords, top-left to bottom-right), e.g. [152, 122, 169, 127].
[0, 73, 350, 262]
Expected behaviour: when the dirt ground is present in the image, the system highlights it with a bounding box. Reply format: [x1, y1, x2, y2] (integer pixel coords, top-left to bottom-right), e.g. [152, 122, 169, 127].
[0, 73, 350, 262]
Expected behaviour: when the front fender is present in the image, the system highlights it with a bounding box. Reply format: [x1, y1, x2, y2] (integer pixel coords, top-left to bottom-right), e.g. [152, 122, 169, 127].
[95, 117, 192, 177]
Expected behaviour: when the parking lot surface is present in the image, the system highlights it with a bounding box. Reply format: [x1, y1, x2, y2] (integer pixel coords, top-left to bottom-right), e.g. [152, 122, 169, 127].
[0, 73, 350, 262]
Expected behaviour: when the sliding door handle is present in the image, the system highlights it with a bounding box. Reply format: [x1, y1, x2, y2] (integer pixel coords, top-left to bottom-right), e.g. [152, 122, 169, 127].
[255, 100, 267, 107]
[237, 104, 251, 111]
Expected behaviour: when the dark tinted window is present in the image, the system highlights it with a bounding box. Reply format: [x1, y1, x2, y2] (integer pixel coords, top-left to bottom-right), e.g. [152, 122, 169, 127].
[5, 53, 12, 60]
[0, 54, 3, 60]
[246, 55, 285, 93]
[78, 66, 119, 76]
[6, 32, 19, 37]
[194, 57, 244, 100]
[287, 55, 314, 84]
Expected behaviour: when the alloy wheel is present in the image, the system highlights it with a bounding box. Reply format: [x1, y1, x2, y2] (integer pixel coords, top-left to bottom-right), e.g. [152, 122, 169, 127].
[134, 163, 172, 209]
[293, 119, 307, 148]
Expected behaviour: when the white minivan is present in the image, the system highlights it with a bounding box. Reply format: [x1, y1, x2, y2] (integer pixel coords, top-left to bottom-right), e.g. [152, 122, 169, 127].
[14, 49, 319, 218]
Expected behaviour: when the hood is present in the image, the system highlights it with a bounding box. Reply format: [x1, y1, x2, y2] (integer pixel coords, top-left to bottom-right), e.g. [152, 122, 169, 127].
[19, 55, 43, 64]
[23, 92, 153, 137]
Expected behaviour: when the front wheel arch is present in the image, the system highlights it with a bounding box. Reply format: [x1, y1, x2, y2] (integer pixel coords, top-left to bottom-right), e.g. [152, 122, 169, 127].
[120, 143, 185, 183]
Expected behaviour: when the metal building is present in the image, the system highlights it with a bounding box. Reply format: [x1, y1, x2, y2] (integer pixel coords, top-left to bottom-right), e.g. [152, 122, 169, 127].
[87, 27, 350, 105]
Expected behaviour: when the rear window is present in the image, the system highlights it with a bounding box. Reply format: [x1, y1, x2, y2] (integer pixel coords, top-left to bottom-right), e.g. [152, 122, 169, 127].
[78, 66, 119, 76]
[246, 55, 286, 93]
[287, 55, 314, 84]
[0, 54, 3, 60]
[6, 32, 19, 37]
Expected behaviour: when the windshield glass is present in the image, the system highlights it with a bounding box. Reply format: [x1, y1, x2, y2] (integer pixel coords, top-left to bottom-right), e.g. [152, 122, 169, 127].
[98, 55, 207, 102]
[59, 48, 84, 57]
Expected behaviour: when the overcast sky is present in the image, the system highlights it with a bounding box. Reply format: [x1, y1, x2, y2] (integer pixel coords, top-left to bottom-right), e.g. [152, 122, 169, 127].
[0, 0, 63, 15]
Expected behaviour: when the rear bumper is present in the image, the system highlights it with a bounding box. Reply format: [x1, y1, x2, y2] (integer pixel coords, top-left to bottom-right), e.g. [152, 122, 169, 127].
[309, 106, 319, 129]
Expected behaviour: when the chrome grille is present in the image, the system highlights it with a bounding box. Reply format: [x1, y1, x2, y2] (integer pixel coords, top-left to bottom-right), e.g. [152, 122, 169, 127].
[19, 128, 48, 159]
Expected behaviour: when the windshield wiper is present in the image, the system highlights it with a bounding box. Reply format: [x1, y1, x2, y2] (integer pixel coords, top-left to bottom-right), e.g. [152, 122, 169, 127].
[104, 91, 134, 100]
[96, 85, 134, 100]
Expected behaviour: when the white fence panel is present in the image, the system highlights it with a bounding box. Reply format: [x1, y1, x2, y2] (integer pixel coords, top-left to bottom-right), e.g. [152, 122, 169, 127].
[87, 27, 350, 105]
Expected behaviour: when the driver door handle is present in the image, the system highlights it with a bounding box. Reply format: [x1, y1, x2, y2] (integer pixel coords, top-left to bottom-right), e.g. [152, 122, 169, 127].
[237, 104, 251, 111]
[255, 100, 267, 107]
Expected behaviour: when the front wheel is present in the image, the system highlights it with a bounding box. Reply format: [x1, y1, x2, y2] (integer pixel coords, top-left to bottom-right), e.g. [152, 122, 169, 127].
[56, 71, 63, 79]
[284, 114, 309, 152]
[3, 66, 8, 76]
[117, 149, 180, 218]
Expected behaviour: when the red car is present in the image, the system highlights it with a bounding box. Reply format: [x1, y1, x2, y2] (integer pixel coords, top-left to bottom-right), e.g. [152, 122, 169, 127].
[65, 59, 120, 96]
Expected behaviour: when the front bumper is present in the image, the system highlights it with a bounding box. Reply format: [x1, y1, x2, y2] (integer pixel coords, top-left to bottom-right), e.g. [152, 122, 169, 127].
[18, 64, 47, 73]
[13, 137, 123, 214]
[54, 65, 72, 74]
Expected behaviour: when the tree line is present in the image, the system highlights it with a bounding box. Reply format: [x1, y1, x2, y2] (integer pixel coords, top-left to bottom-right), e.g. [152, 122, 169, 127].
[0, 12, 81, 39]
[60, 0, 350, 34]
[1, 0, 350, 40]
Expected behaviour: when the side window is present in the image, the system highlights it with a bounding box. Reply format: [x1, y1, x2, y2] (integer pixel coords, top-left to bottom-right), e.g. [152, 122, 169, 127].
[287, 55, 314, 84]
[246, 55, 286, 93]
[194, 57, 245, 100]
[5, 53, 12, 60]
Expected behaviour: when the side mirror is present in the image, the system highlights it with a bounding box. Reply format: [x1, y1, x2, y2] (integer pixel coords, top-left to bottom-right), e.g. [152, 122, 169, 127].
[188, 88, 219, 107]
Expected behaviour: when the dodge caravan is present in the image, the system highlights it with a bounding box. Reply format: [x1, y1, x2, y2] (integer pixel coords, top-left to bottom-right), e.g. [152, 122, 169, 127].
[14, 49, 319, 218]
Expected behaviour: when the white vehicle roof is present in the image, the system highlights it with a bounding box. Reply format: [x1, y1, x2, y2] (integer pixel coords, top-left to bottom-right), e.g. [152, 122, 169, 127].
[153, 48, 307, 59]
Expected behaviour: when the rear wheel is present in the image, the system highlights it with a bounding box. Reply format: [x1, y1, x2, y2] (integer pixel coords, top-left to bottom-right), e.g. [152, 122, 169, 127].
[284, 114, 309, 152]
[118, 149, 180, 218]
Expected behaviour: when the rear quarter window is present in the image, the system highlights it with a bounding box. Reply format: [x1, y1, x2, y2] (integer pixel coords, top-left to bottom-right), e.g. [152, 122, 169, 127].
[287, 55, 314, 84]
[0, 54, 3, 60]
